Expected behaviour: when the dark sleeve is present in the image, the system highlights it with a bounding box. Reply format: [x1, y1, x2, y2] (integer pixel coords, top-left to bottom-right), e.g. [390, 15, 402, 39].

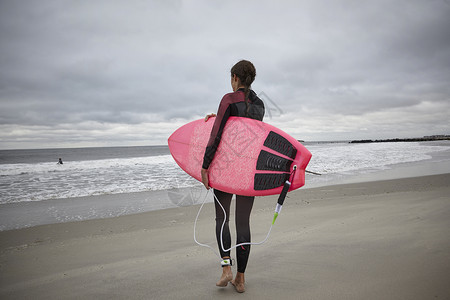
[202, 95, 232, 169]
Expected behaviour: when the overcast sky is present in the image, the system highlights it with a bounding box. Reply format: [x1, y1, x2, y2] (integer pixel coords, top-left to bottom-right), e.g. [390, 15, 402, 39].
[1, 0, 449, 149]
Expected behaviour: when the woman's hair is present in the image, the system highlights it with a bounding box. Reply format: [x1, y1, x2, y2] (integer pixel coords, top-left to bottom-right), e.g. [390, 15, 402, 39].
[231, 60, 256, 116]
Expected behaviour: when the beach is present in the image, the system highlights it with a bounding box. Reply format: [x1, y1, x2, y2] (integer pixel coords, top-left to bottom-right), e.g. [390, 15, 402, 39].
[1, 173, 449, 299]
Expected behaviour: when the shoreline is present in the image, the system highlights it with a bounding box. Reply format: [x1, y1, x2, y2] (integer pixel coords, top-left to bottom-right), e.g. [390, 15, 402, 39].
[1, 140, 449, 231]
[1, 153, 450, 231]
[1, 174, 449, 299]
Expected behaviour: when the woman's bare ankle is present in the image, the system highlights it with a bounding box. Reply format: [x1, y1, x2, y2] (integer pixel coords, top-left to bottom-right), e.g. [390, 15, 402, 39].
[231, 272, 245, 293]
[216, 266, 233, 287]
[235, 272, 244, 281]
[222, 265, 231, 274]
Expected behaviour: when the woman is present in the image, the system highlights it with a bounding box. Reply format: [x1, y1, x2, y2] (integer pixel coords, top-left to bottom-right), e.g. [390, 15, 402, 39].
[201, 60, 265, 293]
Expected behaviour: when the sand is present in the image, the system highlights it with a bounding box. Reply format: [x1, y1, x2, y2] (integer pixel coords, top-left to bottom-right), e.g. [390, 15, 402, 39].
[1, 174, 449, 299]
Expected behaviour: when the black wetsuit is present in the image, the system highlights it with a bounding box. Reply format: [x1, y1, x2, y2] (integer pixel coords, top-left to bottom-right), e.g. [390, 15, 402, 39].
[203, 88, 264, 273]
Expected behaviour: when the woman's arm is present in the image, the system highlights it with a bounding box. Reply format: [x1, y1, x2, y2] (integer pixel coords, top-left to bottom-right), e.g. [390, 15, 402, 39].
[201, 94, 233, 190]
[201, 168, 210, 189]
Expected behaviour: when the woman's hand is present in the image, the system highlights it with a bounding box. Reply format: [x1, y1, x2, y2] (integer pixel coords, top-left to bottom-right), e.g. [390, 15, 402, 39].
[204, 113, 216, 122]
[201, 168, 210, 190]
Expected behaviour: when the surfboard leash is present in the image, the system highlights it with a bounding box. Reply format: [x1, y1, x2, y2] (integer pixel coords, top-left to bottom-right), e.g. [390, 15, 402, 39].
[193, 189, 274, 259]
[272, 167, 322, 224]
[193, 165, 310, 258]
[272, 165, 297, 225]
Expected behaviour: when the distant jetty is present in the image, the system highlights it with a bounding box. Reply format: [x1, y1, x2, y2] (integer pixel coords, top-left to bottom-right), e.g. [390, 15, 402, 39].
[350, 135, 450, 144]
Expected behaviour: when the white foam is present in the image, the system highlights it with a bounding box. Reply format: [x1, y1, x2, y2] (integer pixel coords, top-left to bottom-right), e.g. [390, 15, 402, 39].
[1, 142, 450, 230]
[1, 142, 449, 205]
[307, 142, 448, 175]
[0, 155, 196, 204]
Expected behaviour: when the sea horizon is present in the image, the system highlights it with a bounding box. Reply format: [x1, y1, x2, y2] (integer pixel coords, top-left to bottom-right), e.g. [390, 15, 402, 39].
[2, 133, 448, 152]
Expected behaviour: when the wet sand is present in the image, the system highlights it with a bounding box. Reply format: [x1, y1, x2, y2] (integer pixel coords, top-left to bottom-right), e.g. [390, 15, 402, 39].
[1, 174, 449, 299]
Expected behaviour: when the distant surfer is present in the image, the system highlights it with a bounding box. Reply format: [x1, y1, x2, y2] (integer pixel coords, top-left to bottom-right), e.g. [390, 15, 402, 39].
[57, 158, 63, 165]
[201, 60, 265, 293]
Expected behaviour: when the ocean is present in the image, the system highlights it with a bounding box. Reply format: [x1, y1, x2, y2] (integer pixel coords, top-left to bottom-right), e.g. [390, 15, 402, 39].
[1, 141, 450, 231]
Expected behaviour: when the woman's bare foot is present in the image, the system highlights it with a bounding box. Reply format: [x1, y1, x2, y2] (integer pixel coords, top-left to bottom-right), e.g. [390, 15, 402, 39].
[231, 272, 245, 293]
[216, 266, 233, 287]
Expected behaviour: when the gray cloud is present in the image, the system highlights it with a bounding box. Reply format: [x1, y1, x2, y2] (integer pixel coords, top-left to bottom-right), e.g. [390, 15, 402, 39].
[0, 0, 449, 149]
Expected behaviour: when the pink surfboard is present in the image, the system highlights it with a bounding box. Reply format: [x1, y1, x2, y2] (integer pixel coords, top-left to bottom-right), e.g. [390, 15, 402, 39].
[168, 117, 312, 196]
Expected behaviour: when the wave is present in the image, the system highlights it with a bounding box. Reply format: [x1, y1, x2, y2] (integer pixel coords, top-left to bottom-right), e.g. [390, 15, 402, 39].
[0, 155, 174, 177]
[1, 142, 449, 205]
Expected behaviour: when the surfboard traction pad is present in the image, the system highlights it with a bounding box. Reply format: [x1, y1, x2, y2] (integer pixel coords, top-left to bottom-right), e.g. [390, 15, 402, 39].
[254, 131, 296, 190]
[256, 150, 293, 172]
[263, 131, 297, 159]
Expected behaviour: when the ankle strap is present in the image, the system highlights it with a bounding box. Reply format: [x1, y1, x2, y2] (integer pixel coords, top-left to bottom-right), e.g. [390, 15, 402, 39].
[221, 259, 232, 267]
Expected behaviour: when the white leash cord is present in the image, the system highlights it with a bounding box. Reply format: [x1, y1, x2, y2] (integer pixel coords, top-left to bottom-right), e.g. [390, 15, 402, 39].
[193, 190, 221, 258]
[193, 189, 273, 258]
